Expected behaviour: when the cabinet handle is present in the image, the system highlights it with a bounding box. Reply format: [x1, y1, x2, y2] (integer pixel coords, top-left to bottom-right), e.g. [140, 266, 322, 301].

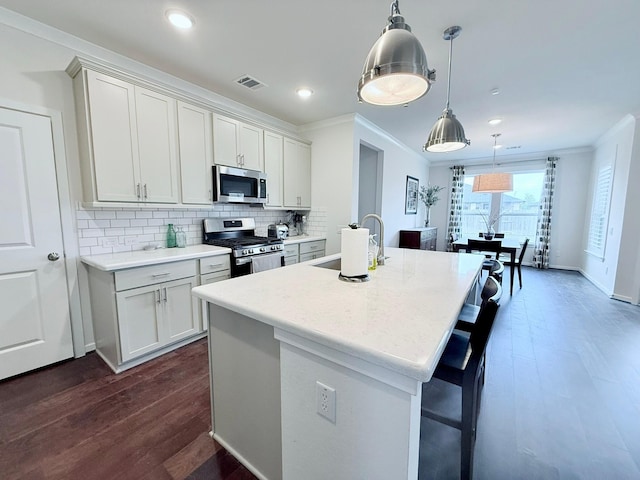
[163, 288, 168, 303]
[136, 183, 141, 199]
[241, 154, 245, 166]
[152, 272, 171, 278]
[236, 154, 241, 166]
[155, 290, 161, 304]
[209, 189, 212, 201]
[144, 184, 148, 199]
[208, 263, 224, 268]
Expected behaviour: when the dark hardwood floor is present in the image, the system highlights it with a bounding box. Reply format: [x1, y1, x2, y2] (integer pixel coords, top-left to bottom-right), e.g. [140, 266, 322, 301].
[0, 339, 255, 480]
[2, 267, 639, 479]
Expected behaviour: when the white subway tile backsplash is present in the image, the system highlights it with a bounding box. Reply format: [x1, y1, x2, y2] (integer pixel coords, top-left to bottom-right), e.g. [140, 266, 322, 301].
[76, 206, 327, 255]
[83, 228, 104, 238]
[94, 211, 117, 220]
[110, 219, 131, 228]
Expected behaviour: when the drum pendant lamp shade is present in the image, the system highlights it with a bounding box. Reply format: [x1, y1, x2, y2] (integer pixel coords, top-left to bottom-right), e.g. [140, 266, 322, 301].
[472, 134, 513, 193]
[424, 26, 470, 153]
[358, 1, 435, 106]
[472, 173, 513, 193]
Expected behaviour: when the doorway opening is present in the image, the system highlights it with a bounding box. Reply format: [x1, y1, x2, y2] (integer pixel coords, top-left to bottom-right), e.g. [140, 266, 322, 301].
[358, 143, 383, 238]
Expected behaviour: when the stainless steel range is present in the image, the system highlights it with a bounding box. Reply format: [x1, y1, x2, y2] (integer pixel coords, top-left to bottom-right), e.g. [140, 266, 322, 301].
[203, 218, 284, 277]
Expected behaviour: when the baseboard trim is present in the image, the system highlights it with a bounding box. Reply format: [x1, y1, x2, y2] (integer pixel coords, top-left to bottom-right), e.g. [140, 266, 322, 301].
[578, 269, 614, 297]
[212, 433, 271, 480]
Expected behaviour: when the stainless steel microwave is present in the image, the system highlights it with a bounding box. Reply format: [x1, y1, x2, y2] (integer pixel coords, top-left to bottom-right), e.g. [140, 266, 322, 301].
[212, 165, 267, 204]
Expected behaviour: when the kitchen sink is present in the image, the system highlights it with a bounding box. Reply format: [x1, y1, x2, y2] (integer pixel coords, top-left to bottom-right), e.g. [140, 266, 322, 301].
[312, 258, 341, 271]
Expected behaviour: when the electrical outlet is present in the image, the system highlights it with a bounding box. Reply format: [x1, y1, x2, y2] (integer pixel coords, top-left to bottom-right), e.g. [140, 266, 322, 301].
[124, 236, 137, 246]
[316, 381, 336, 423]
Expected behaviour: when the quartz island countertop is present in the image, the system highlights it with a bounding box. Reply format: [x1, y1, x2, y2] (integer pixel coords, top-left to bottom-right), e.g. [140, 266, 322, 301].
[192, 247, 483, 382]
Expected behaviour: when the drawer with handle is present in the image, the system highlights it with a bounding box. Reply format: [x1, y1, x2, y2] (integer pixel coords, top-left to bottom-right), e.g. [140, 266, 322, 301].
[199, 255, 231, 275]
[299, 240, 326, 255]
[115, 260, 197, 291]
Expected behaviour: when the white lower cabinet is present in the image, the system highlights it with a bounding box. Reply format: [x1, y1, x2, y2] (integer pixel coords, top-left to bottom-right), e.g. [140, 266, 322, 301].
[299, 240, 326, 262]
[87, 259, 202, 372]
[199, 256, 231, 331]
[284, 244, 299, 266]
[284, 239, 326, 265]
[116, 277, 199, 362]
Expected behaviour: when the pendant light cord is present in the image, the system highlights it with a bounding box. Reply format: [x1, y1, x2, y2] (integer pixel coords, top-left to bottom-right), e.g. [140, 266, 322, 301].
[445, 36, 453, 110]
[391, 0, 400, 16]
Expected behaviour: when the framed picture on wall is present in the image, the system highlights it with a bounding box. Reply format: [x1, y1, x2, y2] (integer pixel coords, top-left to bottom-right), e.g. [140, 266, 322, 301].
[405, 175, 419, 214]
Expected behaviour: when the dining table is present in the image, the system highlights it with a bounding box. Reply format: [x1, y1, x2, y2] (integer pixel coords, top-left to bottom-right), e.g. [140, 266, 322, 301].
[452, 236, 522, 295]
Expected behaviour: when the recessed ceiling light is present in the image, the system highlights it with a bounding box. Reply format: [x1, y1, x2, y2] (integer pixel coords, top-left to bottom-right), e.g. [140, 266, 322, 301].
[296, 88, 314, 98]
[493, 143, 503, 150]
[490, 88, 500, 96]
[166, 10, 194, 29]
[488, 118, 502, 126]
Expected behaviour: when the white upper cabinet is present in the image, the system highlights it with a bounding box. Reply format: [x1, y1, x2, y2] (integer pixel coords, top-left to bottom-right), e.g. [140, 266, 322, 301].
[134, 87, 179, 203]
[78, 69, 179, 204]
[213, 113, 264, 172]
[84, 71, 139, 202]
[264, 131, 284, 207]
[177, 102, 213, 204]
[283, 138, 311, 208]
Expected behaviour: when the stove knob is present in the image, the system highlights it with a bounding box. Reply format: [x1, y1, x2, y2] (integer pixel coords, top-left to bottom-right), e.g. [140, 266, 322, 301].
[260, 247, 266, 252]
[249, 249, 254, 254]
[242, 249, 248, 255]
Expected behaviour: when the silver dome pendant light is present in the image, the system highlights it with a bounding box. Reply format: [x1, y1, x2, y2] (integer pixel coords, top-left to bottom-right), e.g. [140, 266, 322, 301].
[424, 26, 470, 152]
[358, 0, 436, 106]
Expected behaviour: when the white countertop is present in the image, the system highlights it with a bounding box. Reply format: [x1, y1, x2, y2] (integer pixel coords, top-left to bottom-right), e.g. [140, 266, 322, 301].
[192, 247, 483, 382]
[81, 244, 231, 271]
[282, 235, 325, 245]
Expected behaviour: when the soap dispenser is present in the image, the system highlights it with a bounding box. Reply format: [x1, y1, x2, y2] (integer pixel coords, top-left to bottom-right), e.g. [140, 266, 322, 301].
[368, 234, 379, 271]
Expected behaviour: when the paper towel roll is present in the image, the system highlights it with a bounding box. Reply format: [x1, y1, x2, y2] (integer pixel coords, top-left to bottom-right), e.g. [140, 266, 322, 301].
[340, 227, 369, 277]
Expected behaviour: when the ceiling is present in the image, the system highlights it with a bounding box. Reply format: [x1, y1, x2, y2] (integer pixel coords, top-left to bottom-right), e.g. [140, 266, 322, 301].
[1, 0, 639, 163]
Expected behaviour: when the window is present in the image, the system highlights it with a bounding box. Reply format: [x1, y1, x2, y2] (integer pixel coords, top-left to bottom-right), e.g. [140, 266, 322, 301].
[586, 165, 613, 259]
[460, 171, 544, 241]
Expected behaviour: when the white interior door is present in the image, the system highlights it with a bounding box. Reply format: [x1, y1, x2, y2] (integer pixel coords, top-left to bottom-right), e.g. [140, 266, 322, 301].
[0, 107, 73, 380]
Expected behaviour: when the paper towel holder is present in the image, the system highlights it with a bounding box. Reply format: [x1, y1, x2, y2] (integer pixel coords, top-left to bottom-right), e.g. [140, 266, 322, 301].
[338, 272, 370, 283]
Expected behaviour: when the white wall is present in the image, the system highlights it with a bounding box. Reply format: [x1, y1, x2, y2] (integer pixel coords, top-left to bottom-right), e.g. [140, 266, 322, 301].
[581, 115, 638, 300]
[303, 114, 430, 255]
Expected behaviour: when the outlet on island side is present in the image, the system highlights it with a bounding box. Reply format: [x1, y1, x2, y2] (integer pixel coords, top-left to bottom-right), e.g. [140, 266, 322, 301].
[316, 381, 336, 423]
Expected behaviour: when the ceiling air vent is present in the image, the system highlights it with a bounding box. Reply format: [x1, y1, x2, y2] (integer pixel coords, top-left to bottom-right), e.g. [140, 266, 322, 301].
[235, 75, 267, 91]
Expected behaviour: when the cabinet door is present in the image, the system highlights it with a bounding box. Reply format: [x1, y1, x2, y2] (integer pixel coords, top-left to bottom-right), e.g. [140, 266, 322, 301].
[297, 142, 311, 207]
[213, 114, 240, 167]
[164, 277, 200, 343]
[178, 102, 213, 204]
[86, 70, 140, 202]
[264, 131, 283, 207]
[283, 138, 312, 208]
[199, 270, 231, 331]
[116, 285, 162, 362]
[135, 87, 179, 203]
[239, 123, 264, 171]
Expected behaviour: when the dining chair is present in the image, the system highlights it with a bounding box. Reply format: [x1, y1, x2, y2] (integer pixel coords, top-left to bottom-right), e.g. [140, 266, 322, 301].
[503, 238, 529, 289]
[456, 275, 502, 332]
[466, 239, 502, 271]
[421, 300, 500, 480]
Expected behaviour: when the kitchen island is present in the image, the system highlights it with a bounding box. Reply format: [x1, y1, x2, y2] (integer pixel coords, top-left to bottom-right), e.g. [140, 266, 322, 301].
[192, 247, 483, 480]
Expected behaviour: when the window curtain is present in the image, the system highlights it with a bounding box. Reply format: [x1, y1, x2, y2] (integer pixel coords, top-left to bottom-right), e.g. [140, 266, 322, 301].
[446, 165, 465, 251]
[532, 157, 558, 269]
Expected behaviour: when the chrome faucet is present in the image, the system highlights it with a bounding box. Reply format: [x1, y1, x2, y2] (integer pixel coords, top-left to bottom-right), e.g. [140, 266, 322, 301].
[360, 213, 385, 266]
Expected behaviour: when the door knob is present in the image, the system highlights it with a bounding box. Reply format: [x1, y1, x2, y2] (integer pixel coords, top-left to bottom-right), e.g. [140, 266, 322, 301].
[48, 252, 60, 261]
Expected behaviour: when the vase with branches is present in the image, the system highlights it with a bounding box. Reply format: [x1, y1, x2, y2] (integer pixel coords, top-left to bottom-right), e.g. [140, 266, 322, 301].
[478, 210, 508, 239]
[419, 184, 445, 227]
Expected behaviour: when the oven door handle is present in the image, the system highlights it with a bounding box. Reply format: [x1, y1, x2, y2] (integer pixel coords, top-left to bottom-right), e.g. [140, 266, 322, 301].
[236, 257, 253, 266]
